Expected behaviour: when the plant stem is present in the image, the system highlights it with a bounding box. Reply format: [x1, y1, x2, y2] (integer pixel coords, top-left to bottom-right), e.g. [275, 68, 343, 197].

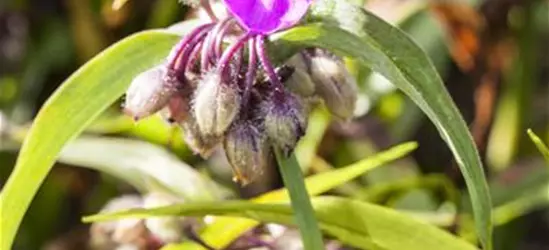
[274, 148, 325, 250]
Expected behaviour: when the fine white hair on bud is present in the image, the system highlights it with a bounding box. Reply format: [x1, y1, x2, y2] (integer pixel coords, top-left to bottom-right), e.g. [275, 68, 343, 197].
[181, 114, 222, 158]
[264, 91, 308, 156]
[193, 71, 241, 137]
[124, 65, 178, 121]
[309, 55, 358, 120]
[223, 120, 270, 186]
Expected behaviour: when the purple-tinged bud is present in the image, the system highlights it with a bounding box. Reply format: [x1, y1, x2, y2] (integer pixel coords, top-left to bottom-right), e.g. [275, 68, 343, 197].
[159, 95, 190, 124]
[264, 91, 307, 156]
[180, 115, 222, 158]
[124, 65, 179, 121]
[193, 71, 241, 136]
[223, 120, 270, 186]
[309, 55, 358, 120]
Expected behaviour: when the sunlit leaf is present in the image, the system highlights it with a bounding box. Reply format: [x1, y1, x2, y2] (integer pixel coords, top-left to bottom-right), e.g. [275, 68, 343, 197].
[58, 136, 229, 200]
[167, 142, 417, 249]
[527, 129, 549, 165]
[0, 30, 182, 249]
[274, 149, 324, 250]
[85, 196, 477, 250]
[269, 1, 492, 248]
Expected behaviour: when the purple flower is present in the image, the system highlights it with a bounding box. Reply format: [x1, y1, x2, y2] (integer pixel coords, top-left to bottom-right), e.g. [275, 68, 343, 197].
[125, 0, 357, 185]
[222, 0, 312, 34]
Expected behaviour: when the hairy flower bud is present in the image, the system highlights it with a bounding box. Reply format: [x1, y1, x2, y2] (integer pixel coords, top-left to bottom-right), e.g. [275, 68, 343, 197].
[285, 67, 316, 97]
[223, 120, 270, 185]
[124, 65, 179, 120]
[309, 55, 358, 120]
[193, 72, 241, 136]
[277, 64, 315, 98]
[264, 91, 307, 156]
[181, 115, 222, 158]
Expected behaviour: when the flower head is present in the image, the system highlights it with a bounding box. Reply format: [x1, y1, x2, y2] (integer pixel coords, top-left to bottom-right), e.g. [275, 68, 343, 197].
[222, 0, 312, 34]
[123, 1, 359, 186]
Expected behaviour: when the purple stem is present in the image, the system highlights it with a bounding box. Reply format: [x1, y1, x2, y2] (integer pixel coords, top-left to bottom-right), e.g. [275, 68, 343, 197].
[167, 23, 214, 70]
[242, 37, 257, 106]
[214, 19, 236, 59]
[201, 18, 231, 71]
[234, 46, 245, 77]
[188, 42, 203, 72]
[256, 35, 284, 94]
[218, 33, 252, 77]
[174, 29, 211, 81]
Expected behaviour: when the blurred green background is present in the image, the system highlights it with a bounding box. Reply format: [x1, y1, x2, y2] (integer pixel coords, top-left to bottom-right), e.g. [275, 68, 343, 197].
[0, 0, 548, 249]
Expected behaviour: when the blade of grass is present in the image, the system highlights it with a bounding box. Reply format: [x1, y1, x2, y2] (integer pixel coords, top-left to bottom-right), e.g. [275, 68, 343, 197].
[275, 149, 325, 250]
[527, 129, 549, 164]
[165, 142, 417, 250]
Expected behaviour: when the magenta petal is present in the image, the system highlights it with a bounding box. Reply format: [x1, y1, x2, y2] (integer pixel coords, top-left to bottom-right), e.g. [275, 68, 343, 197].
[223, 0, 311, 34]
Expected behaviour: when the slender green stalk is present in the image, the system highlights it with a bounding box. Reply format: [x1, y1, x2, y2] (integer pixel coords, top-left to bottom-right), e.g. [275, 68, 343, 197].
[274, 149, 325, 250]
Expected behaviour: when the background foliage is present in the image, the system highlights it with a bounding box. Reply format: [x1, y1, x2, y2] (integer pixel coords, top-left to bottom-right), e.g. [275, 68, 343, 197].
[0, 0, 548, 249]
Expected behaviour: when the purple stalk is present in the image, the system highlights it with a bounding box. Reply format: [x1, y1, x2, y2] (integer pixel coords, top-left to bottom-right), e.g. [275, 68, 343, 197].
[214, 19, 236, 59]
[201, 18, 231, 71]
[242, 37, 257, 106]
[167, 23, 214, 70]
[256, 35, 284, 94]
[218, 33, 252, 77]
[188, 42, 203, 72]
[234, 46, 245, 76]
[174, 28, 211, 81]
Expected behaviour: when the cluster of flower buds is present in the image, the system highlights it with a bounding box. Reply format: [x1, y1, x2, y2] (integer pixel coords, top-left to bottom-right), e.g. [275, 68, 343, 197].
[124, 16, 357, 186]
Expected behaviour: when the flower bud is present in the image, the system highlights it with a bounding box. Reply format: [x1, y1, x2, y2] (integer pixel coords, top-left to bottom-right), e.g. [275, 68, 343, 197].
[159, 94, 191, 124]
[264, 91, 307, 156]
[223, 120, 270, 186]
[193, 71, 241, 136]
[143, 192, 184, 244]
[124, 65, 179, 120]
[309, 55, 358, 120]
[180, 115, 222, 158]
[277, 64, 315, 98]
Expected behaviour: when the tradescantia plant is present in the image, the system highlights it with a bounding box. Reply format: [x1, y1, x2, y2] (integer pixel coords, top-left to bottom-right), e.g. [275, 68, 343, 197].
[0, 0, 493, 250]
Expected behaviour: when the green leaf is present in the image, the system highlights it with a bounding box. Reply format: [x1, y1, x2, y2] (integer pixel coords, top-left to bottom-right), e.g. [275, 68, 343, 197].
[57, 136, 228, 201]
[274, 149, 325, 250]
[527, 129, 549, 164]
[0, 30, 182, 250]
[271, 1, 493, 248]
[167, 142, 417, 250]
[84, 196, 477, 250]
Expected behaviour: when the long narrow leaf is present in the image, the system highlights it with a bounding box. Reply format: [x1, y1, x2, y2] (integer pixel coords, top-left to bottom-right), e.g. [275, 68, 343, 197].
[275, 149, 324, 250]
[0, 30, 181, 250]
[268, 1, 493, 247]
[527, 129, 549, 164]
[84, 196, 477, 250]
[167, 142, 417, 249]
